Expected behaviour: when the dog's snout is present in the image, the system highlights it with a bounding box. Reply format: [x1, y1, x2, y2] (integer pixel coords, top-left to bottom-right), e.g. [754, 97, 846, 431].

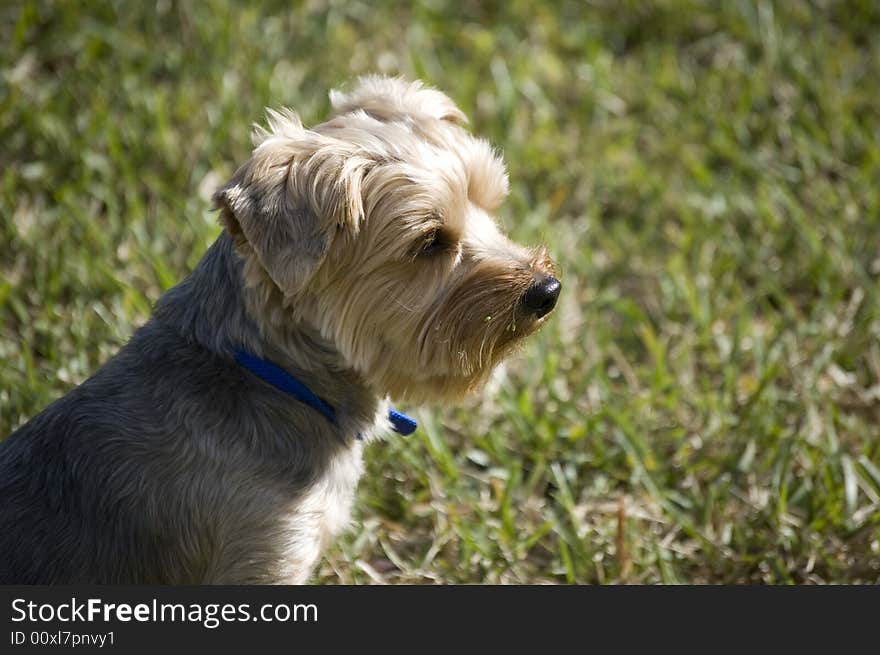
[521, 274, 561, 318]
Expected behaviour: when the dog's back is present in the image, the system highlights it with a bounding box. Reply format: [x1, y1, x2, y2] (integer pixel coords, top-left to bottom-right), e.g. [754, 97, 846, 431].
[0, 234, 372, 584]
[0, 311, 338, 584]
[0, 328, 190, 583]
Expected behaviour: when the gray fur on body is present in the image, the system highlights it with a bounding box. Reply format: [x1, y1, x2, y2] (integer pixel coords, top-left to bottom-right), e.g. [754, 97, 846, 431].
[0, 233, 377, 584]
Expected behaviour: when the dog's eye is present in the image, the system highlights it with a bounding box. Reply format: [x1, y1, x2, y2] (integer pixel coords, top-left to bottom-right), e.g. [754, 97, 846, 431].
[418, 229, 443, 256]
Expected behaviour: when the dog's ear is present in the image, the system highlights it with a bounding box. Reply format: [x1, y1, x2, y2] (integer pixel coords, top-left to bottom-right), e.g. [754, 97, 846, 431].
[214, 109, 371, 296]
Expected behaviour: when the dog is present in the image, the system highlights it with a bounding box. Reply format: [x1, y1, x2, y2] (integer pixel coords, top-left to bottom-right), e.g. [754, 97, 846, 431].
[0, 76, 560, 584]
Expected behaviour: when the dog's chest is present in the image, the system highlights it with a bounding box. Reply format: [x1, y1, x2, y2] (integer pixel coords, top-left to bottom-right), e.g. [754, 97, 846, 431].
[277, 439, 365, 583]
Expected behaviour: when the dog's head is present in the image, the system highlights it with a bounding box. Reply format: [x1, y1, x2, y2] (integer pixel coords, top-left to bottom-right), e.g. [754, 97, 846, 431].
[215, 76, 559, 403]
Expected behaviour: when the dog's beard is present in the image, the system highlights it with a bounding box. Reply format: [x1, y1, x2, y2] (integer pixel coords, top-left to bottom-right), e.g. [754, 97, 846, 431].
[319, 272, 546, 404]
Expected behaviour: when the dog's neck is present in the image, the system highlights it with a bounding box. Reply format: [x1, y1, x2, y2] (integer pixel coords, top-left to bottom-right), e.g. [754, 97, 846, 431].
[153, 232, 382, 435]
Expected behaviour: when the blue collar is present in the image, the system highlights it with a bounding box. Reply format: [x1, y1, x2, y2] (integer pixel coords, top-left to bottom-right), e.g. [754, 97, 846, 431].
[234, 350, 417, 437]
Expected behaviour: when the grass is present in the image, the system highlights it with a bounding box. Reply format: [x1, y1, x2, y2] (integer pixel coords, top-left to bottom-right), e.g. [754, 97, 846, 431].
[2, 0, 880, 583]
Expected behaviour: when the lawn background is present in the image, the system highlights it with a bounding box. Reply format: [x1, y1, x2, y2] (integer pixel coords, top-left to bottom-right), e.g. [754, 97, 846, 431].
[2, 0, 879, 583]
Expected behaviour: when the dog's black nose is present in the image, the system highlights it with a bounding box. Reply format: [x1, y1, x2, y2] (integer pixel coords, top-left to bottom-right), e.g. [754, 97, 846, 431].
[521, 275, 561, 318]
